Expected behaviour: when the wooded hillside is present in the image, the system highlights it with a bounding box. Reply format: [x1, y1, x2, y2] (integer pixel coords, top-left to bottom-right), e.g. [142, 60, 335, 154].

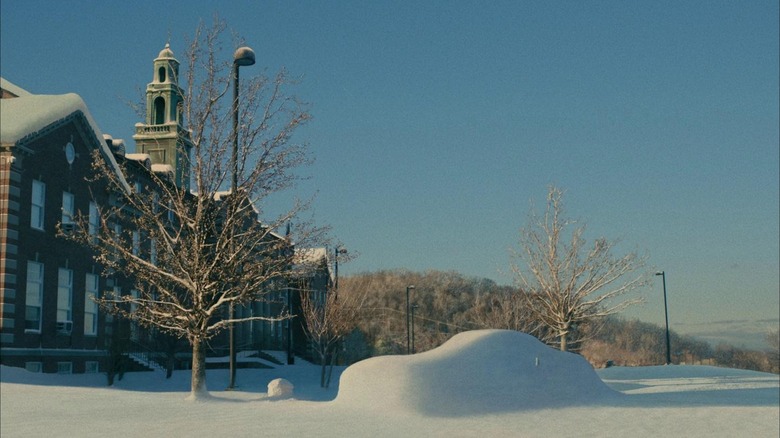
[337, 270, 779, 374]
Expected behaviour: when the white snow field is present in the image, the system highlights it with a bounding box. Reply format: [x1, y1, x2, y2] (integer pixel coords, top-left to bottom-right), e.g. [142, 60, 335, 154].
[1, 330, 778, 437]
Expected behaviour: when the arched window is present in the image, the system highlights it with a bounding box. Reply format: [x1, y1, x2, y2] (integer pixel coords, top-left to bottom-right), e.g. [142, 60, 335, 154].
[158, 66, 166, 83]
[154, 97, 166, 124]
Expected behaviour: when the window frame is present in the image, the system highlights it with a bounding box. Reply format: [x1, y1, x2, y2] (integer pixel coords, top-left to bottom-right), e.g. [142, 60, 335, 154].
[62, 191, 75, 225]
[57, 268, 73, 323]
[25, 362, 42, 373]
[84, 273, 99, 336]
[31, 180, 46, 230]
[132, 230, 140, 256]
[57, 362, 73, 375]
[88, 201, 99, 241]
[25, 261, 44, 332]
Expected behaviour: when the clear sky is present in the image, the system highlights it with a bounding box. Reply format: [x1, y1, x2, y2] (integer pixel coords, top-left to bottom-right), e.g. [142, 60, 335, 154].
[2, 0, 778, 347]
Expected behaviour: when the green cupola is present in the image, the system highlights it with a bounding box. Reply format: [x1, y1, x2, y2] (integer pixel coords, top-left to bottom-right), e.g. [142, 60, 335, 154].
[133, 43, 193, 190]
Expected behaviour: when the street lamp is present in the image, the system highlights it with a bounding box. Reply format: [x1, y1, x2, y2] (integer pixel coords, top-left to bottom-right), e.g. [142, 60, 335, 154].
[228, 45, 255, 391]
[655, 271, 671, 365]
[406, 285, 415, 354]
[286, 284, 294, 365]
[411, 304, 418, 354]
[334, 246, 347, 300]
[231, 46, 256, 191]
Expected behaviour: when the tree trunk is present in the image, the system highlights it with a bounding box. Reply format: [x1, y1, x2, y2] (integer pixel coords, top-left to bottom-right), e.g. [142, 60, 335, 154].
[325, 349, 338, 389]
[319, 349, 327, 388]
[166, 354, 174, 379]
[560, 331, 568, 352]
[189, 338, 208, 399]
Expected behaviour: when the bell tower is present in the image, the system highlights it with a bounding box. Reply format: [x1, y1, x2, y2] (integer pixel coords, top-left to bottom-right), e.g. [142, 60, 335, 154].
[133, 43, 193, 190]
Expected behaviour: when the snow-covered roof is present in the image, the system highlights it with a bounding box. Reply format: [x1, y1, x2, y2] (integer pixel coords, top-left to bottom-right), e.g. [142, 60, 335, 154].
[0, 77, 131, 193]
[151, 163, 174, 175]
[213, 190, 232, 202]
[293, 247, 333, 280]
[125, 153, 152, 170]
[294, 247, 328, 266]
[0, 77, 32, 97]
[1, 93, 86, 144]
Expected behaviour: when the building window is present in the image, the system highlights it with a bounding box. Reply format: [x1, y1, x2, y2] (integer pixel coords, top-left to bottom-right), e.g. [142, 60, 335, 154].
[25, 362, 42, 373]
[57, 268, 73, 323]
[85, 273, 99, 336]
[112, 223, 122, 264]
[57, 362, 73, 374]
[31, 180, 46, 230]
[62, 191, 75, 226]
[25, 261, 44, 332]
[88, 202, 99, 241]
[132, 231, 140, 256]
[154, 96, 166, 124]
[150, 238, 157, 265]
[85, 361, 99, 374]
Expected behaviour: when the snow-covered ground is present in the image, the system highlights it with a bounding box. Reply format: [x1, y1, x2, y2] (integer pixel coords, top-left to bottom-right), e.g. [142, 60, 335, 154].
[2, 330, 778, 437]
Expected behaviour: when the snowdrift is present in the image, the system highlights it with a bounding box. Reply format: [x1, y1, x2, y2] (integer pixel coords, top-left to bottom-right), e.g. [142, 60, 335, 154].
[335, 329, 619, 416]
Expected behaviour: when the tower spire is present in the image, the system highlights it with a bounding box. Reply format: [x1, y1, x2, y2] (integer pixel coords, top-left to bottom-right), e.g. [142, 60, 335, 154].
[132, 44, 193, 190]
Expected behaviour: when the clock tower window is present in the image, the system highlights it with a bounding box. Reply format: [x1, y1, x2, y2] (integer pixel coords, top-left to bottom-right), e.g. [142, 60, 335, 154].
[154, 97, 166, 124]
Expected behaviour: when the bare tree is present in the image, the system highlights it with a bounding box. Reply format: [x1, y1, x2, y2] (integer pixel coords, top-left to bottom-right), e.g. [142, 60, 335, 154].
[299, 276, 368, 388]
[66, 18, 321, 398]
[512, 186, 648, 351]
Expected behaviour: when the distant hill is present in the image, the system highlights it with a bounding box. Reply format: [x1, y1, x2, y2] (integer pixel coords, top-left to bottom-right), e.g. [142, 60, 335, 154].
[338, 269, 779, 374]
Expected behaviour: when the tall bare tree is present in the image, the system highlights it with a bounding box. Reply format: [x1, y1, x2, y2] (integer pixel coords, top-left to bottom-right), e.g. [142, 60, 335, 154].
[299, 275, 368, 388]
[67, 19, 321, 398]
[512, 186, 647, 351]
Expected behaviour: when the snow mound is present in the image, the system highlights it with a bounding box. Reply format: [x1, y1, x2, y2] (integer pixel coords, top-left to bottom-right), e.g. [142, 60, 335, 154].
[267, 378, 294, 399]
[335, 329, 619, 416]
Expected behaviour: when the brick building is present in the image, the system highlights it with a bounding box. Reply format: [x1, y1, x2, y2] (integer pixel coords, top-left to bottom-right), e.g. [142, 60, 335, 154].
[0, 77, 131, 373]
[0, 45, 329, 374]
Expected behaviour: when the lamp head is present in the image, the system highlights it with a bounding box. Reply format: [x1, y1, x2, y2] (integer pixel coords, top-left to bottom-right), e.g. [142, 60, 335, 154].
[233, 46, 256, 66]
[655, 271, 664, 276]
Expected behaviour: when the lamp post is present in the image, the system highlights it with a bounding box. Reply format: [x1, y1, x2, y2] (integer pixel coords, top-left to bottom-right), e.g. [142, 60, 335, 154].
[406, 285, 414, 354]
[334, 246, 347, 300]
[286, 284, 294, 365]
[411, 304, 418, 354]
[228, 46, 255, 391]
[655, 271, 671, 365]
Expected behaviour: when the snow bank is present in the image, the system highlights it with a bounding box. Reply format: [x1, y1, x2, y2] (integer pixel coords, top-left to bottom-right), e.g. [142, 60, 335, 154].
[335, 329, 619, 416]
[2, 355, 777, 436]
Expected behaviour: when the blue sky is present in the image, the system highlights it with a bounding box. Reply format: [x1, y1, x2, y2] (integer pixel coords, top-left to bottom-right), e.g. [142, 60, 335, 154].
[2, 1, 778, 346]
